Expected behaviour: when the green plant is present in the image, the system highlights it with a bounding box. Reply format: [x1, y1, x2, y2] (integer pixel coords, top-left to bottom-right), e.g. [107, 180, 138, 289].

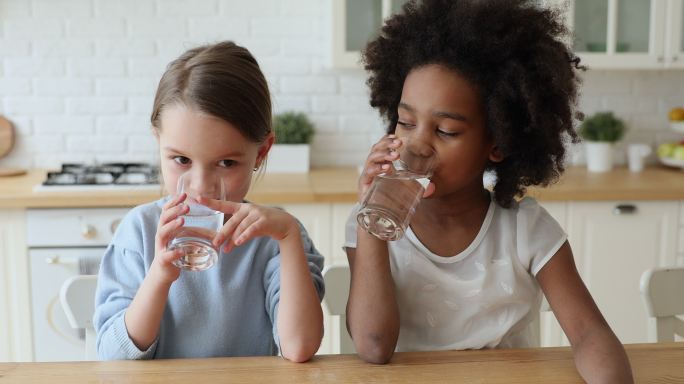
[273, 112, 315, 144]
[578, 112, 626, 142]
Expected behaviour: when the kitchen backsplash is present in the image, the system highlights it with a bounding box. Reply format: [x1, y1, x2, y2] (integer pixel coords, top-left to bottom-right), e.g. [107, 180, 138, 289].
[1, 0, 683, 170]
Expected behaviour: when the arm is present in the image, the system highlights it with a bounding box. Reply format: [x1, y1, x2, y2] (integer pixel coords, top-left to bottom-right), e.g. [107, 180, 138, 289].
[344, 134, 404, 364]
[346, 233, 400, 364]
[536, 241, 634, 383]
[205, 199, 323, 362]
[124, 194, 187, 351]
[275, 227, 324, 362]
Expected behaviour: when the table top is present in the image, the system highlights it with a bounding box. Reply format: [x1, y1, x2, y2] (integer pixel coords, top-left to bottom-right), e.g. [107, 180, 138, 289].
[1, 343, 682, 383]
[1, 166, 684, 208]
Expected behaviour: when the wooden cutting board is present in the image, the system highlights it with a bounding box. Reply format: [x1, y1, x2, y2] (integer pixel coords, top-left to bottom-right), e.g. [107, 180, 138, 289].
[0, 116, 27, 177]
[0, 115, 13, 158]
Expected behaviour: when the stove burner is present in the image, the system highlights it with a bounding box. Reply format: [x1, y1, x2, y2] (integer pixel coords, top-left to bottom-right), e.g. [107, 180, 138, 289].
[43, 163, 159, 186]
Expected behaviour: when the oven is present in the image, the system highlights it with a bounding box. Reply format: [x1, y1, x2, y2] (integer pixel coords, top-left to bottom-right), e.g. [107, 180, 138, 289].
[26, 208, 130, 361]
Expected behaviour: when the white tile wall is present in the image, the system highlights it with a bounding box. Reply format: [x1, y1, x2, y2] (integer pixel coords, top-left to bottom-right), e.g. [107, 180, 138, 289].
[1, 0, 684, 170]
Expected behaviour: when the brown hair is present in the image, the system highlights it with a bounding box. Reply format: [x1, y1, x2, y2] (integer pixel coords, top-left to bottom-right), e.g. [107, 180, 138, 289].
[151, 41, 272, 143]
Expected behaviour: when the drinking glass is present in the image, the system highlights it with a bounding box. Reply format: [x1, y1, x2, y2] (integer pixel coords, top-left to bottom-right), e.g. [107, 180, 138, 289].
[357, 137, 437, 241]
[168, 172, 225, 271]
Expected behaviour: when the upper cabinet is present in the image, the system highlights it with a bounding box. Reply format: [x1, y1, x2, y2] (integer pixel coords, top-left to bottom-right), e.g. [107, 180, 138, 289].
[332, 0, 408, 68]
[334, 0, 684, 70]
[548, 0, 684, 69]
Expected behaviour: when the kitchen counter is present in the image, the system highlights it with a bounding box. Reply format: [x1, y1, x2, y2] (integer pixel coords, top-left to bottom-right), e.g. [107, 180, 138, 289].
[1, 166, 683, 208]
[1, 343, 682, 383]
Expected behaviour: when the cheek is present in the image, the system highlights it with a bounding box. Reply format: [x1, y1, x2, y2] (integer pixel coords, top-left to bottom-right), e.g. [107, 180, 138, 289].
[160, 164, 181, 194]
[222, 172, 253, 202]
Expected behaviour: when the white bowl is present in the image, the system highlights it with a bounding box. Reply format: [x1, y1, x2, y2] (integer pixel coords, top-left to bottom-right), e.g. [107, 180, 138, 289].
[670, 121, 684, 133]
[658, 155, 684, 170]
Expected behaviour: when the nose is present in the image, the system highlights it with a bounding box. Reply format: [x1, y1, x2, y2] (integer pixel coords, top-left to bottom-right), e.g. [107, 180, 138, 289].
[182, 170, 223, 199]
[402, 129, 435, 158]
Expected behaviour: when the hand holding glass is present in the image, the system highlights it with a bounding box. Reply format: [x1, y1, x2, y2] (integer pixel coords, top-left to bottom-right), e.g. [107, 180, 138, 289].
[168, 173, 225, 271]
[357, 137, 437, 241]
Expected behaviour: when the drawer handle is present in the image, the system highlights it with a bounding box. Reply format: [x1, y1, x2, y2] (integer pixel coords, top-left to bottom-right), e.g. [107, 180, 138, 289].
[81, 224, 97, 239]
[613, 204, 637, 215]
[45, 256, 77, 265]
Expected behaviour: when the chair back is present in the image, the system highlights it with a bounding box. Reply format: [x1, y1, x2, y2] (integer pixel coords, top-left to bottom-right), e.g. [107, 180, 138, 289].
[322, 264, 355, 354]
[640, 267, 684, 342]
[60, 275, 98, 360]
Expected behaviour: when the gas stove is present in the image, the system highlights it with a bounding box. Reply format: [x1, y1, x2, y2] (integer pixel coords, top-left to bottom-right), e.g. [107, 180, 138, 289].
[34, 162, 161, 192]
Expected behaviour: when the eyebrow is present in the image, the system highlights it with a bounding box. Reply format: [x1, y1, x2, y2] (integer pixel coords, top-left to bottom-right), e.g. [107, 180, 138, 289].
[163, 146, 246, 158]
[398, 102, 468, 122]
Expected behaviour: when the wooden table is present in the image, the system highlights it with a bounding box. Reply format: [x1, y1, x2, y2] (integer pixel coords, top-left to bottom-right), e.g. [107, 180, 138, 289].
[1, 343, 682, 383]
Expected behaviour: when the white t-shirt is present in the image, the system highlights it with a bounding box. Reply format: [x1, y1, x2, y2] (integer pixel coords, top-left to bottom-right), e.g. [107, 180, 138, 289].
[344, 194, 566, 352]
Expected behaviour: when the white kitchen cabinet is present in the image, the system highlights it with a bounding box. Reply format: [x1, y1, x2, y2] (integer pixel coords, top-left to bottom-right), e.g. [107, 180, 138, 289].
[547, 0, 684, 69]
[332, 0, 408, 68]
[0, 209, 32, 362]
[567, 200, 679, 344]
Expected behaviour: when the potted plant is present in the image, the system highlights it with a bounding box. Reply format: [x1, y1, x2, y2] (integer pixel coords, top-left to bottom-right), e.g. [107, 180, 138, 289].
[267, 112, 315, 173]
[579, 111, 626, 172]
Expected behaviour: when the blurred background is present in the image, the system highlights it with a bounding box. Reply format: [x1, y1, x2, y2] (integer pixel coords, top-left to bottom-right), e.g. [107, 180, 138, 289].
[0, 0, 682, 171]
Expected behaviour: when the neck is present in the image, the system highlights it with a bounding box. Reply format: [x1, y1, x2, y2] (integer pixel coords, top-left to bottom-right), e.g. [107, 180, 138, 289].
[415, 187, 491, 226]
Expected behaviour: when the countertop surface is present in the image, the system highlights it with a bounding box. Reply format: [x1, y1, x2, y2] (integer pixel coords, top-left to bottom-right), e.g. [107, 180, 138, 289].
[0, 343, 681, 383]
[1, 166, 683, 208]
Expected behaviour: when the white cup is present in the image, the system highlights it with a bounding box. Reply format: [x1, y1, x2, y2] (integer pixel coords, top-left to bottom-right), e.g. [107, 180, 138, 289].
[627, 144, 652, 173]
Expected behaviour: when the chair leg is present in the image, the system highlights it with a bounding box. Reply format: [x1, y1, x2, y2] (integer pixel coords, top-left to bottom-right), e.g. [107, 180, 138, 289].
[656, 317, 675, 343]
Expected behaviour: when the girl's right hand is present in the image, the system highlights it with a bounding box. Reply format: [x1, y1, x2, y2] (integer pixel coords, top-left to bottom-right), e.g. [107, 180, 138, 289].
[150, 193, 189, 286]
[358, 134, 401, 201]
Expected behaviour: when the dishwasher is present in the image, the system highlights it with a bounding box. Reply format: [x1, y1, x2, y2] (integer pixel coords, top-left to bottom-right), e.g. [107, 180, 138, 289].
[26, 208, 130, 361]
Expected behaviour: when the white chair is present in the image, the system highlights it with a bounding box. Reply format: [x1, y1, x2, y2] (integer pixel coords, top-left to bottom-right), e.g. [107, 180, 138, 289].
[322, 264, 355, 354]
[60, 275, 98, 360]
[640, 267, 684, 342]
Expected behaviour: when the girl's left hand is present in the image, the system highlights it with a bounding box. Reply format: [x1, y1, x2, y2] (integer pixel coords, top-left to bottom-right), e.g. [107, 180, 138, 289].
[198, 197, 299, 253]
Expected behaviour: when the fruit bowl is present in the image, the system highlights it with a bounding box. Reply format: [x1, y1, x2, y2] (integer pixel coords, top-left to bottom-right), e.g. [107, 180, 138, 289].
[671, 122, 684, 133]
[658, 155, 684, 170]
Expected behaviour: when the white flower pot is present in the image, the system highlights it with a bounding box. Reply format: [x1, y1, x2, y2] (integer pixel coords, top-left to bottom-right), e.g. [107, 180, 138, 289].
[585, 141, 613, 173]
[266, 144, 310, 173]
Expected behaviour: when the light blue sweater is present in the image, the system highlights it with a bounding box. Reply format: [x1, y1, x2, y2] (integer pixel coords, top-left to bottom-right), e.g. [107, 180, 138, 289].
[94, 198, 325, 360]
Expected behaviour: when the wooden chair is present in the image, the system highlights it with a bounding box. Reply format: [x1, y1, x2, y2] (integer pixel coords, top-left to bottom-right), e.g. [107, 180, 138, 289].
[60, 275, 98, 360]
[640, 267, 684, 342]
[322, 264, 355, 354]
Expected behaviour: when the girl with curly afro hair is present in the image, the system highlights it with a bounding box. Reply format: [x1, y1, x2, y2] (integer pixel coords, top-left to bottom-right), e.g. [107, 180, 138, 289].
[343, 0, 633, 381]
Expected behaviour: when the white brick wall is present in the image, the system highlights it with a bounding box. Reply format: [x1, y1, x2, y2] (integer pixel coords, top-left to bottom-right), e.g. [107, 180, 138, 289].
[1, 0, 684, 171]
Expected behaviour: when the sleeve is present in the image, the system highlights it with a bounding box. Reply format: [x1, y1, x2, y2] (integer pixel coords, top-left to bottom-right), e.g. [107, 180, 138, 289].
[263, 220, 325, 351]
[93, 244, 158, 360]
[515, 198, 568, 276]
[343, 203, 362, 250]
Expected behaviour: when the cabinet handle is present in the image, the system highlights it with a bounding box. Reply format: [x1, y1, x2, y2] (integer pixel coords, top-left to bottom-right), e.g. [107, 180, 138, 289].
[657, 56, 664, 63]
[45, 256, 77, 265]
[613, 204, 637, 215]
[81, 224, 97, 239]
[673, 56, 679, 62]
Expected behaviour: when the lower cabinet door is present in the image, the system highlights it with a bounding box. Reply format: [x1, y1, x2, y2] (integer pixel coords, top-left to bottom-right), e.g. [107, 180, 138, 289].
[567, 201, 678, 344]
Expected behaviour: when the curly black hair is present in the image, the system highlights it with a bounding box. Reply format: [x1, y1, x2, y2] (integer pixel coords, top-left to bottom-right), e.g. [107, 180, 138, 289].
[363, 0, 583, 208]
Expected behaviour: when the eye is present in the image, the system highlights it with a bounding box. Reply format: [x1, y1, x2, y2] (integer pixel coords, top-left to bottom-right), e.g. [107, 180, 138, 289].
[218, 159, 237, 168]
[397, 120, 416, 129]
[173, 156, 190, 165]
[437, 128, 458, 137]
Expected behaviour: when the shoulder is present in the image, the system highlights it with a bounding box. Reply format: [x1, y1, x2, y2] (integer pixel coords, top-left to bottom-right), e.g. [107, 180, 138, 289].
[111, 197, 166, 250]
[493, 196, 555, 227]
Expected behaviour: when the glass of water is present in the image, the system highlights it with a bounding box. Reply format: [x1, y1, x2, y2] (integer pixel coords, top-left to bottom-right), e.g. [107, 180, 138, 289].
[357, 136, 437, 241]
[168, 172, 225, 271]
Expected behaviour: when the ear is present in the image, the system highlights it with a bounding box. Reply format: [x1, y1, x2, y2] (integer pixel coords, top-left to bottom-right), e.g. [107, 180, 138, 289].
[255, 132, 275, 169]
[488, 145, 504, 163]
[151, 127, 160, 141]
